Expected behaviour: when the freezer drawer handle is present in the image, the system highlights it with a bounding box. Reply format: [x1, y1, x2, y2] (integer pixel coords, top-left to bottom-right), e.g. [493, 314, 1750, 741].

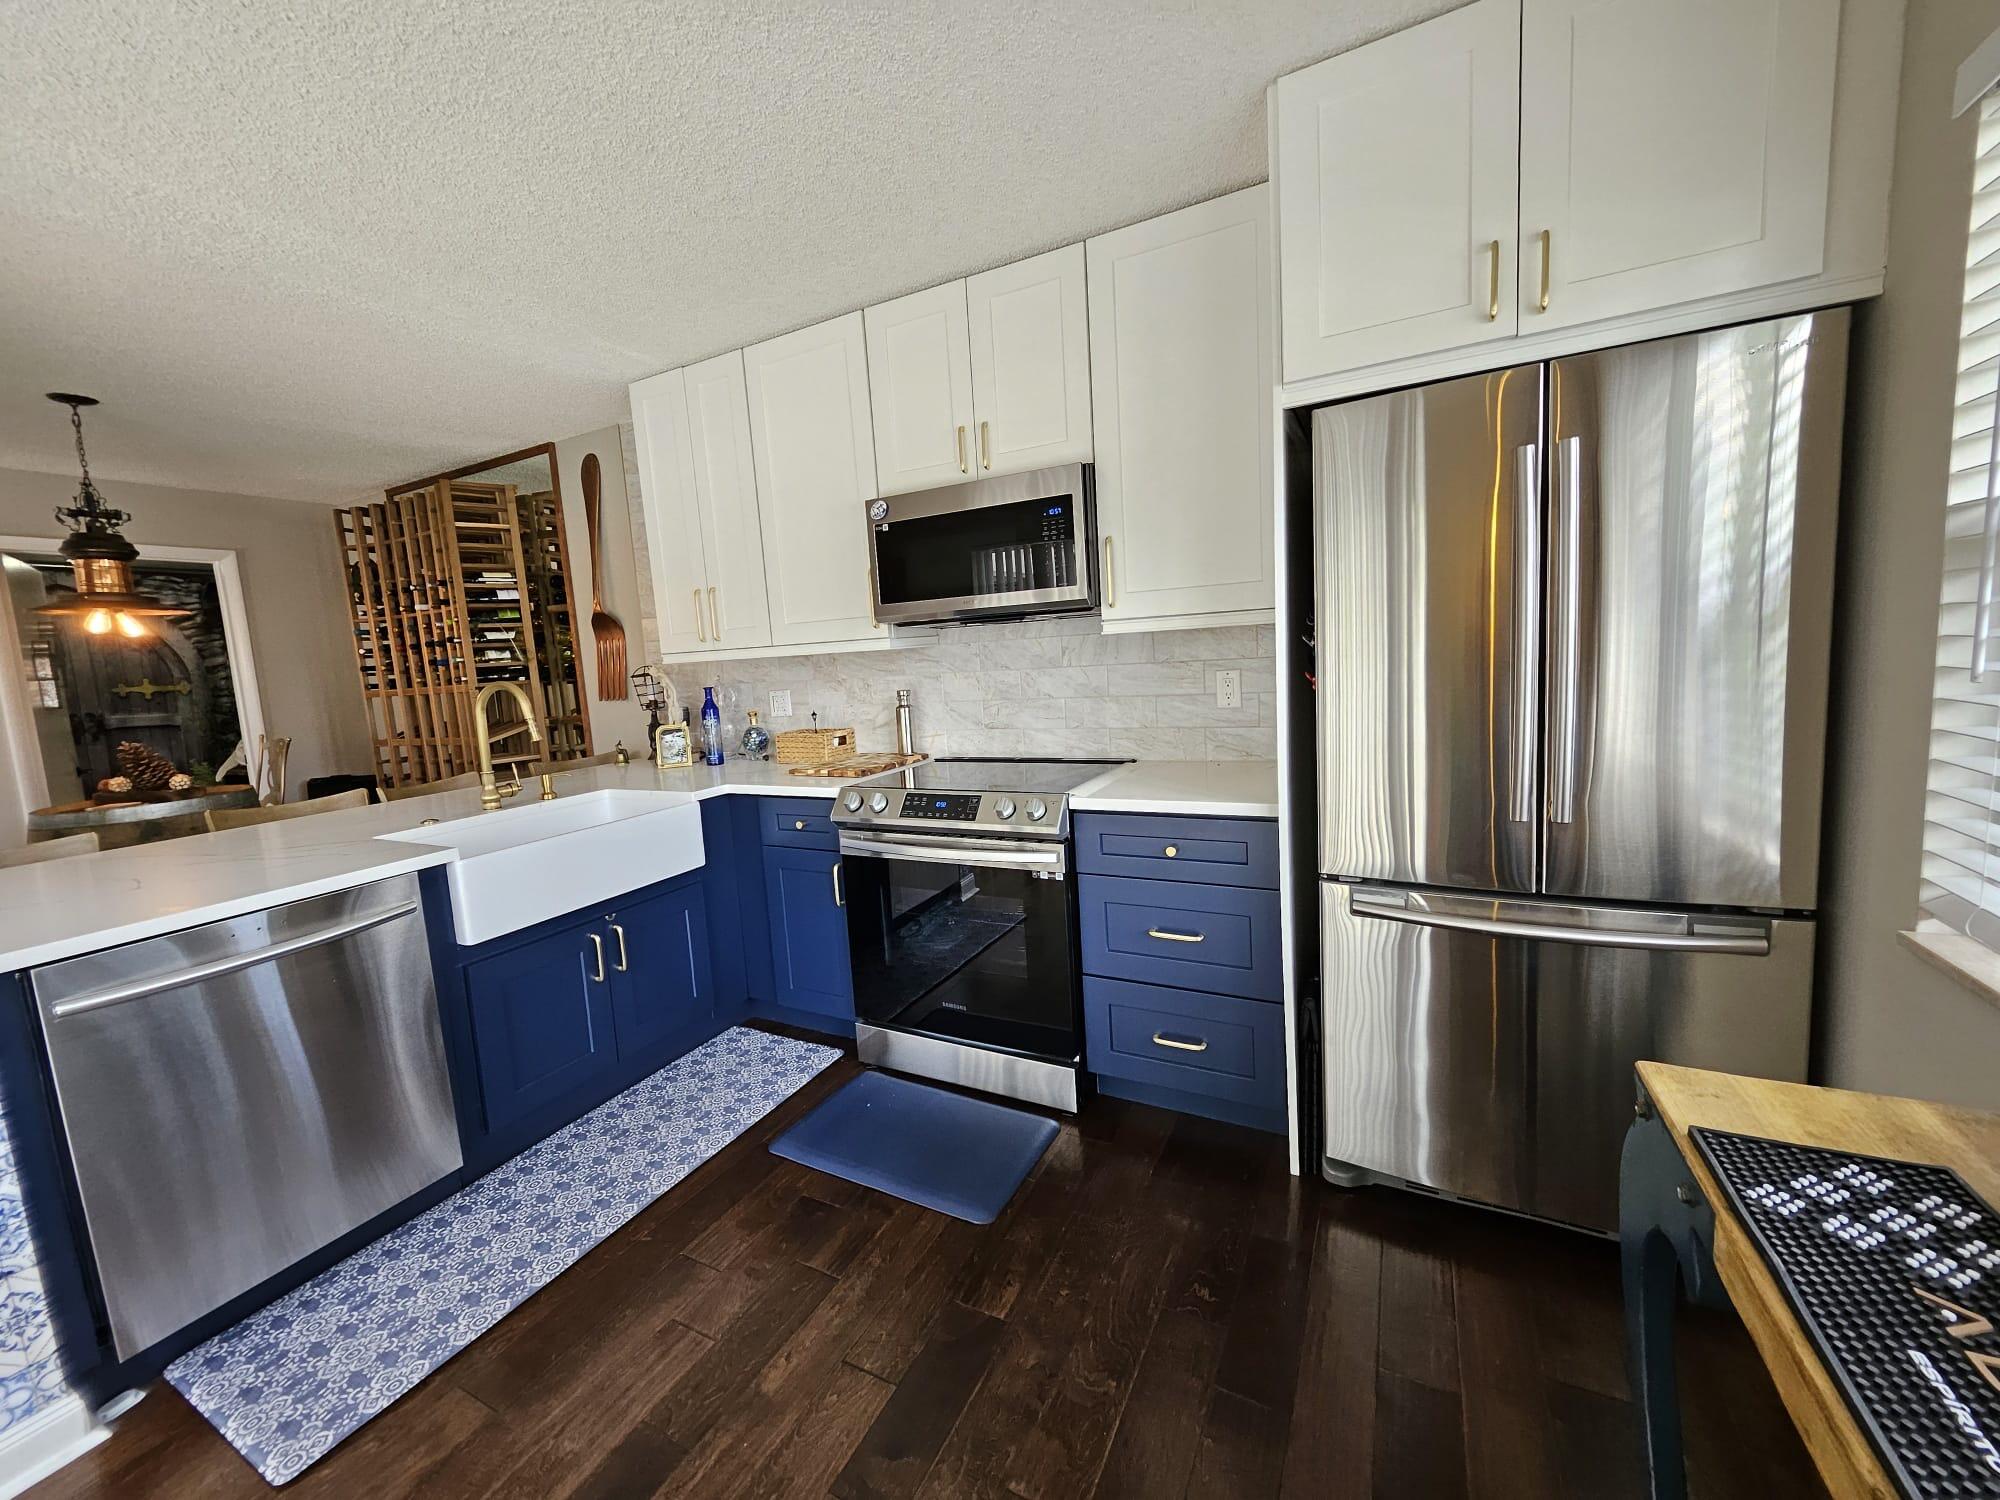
[1347, 892, 1769, 956]
[1152, 1032, 1209, 1053]
[46, 900, 422, 1019]
[1146, 927, 1206, 944]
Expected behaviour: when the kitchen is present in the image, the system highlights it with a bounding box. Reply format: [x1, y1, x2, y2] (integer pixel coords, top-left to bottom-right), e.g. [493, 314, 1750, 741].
[0, 2, 1996, 1498]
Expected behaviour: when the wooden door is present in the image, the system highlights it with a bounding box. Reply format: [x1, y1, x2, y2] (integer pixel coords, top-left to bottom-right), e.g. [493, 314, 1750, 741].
[1518, 0, 1839, 330]
[865, 280, 976, 495]
[49, 622, 200, 788]
[1086, 186, 1277, 632]
[743, 312, 885, 648]
[1274, 0, 1522, 381]
[683, 351, 773, 649]
[628, 367, 714, 656]
[967, 244, 1093, 475]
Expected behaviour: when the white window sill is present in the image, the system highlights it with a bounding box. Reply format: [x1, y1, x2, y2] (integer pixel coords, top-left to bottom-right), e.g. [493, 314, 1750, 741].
[1898, 926, 2000, 1013]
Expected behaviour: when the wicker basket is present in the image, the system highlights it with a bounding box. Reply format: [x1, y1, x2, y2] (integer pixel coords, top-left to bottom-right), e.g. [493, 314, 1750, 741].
[773, 725, 857, 765]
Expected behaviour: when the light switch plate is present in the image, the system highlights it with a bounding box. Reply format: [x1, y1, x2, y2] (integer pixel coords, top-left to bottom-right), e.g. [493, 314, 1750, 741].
[1215, 669, 1241, 710]
[769, 689, 793, 719]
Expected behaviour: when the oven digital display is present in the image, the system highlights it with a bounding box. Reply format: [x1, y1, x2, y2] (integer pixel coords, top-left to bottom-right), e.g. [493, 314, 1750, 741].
[900, 792, 982, 820]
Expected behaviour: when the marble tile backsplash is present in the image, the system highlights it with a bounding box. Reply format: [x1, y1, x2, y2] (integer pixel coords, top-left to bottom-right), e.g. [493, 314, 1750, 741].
[614, 422, 1277, 760]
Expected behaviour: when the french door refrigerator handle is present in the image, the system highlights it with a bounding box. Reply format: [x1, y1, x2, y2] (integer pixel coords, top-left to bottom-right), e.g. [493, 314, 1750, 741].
[1549, 434, 1584, 824]
[1347, 889, 1769, 956]
[1510, 442, 1541, 824]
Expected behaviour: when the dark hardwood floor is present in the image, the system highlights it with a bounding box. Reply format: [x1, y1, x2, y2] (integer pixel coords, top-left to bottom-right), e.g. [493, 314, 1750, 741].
[32, 1039, 1826, 1499]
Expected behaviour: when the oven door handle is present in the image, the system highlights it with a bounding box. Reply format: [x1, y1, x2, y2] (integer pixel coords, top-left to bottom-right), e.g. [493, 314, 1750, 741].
[838, 831, 1068, 874]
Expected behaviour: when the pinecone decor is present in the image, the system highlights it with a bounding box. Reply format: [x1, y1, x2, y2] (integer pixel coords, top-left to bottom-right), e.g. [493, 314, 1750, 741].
[167, 772, 193, 792]
[98, 775, 132, 795]
[116, 741, 179, 791]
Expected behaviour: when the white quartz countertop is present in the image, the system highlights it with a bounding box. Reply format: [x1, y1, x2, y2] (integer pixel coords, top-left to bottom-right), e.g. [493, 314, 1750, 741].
[0, 762, 847, 974]
[1070, 760, 1278, 818]
[0, 757, 1278, 973]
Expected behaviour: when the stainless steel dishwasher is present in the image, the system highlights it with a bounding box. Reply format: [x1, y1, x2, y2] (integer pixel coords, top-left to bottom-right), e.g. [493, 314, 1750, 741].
[30, 873, 462, 1360]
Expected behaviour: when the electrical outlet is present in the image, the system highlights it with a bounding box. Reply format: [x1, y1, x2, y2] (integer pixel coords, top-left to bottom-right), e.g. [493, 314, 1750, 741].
[1215, 669, 1242, 710]
[769, 689, 793, 719]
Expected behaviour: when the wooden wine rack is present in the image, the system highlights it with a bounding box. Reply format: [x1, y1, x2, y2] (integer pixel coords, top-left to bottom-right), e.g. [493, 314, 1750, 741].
[336, 477, 592, 790]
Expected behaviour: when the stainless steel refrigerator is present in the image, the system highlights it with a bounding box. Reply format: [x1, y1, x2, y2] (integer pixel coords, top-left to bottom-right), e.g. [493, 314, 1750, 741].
[1313, 310, 1848, 1234]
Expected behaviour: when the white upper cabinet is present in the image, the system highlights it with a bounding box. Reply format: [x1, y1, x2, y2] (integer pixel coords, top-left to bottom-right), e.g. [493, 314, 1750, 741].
[864, 281, 976, 495]
[966, 244, 1093, 475]
[680, 351, 771, 650]
[1275, 0, 1521, 381]
[865, 245, 1093, 494]
[1517, 0, 1840, 330]
[743, 311, 886, 648]
[626, 368, 712, 657]
[1087, 186, 1275, 632]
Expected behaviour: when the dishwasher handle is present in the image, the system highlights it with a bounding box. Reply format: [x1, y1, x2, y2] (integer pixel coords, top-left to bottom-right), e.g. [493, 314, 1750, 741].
[46, 899, 423, 1019]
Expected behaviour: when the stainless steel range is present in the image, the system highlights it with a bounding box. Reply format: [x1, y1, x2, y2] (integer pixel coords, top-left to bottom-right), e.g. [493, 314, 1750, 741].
[833, 757, 1126, 1111]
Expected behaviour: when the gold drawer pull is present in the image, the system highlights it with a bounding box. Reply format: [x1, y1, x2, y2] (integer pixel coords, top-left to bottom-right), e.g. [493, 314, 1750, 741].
[794, 819, 806, 830]
[610, 922, 629, 973]
[979, 419, 991, 469]
[957, 424, 968, 473]
[1153, 1032, 1209, 1053]
[1538, 228, 1552, 312]
[1486, 237, 1500, 321]
[1163, 844, 1178, 858]
[1147, 927, 1206, 944]
[588, 932, 606, 983]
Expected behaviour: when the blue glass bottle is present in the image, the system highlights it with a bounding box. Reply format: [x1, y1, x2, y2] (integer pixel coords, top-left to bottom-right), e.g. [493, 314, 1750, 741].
[700, 686, 724, 766]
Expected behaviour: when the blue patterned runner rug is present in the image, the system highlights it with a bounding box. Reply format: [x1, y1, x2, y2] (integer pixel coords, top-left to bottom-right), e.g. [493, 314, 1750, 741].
[166, 1026, 839, 1485]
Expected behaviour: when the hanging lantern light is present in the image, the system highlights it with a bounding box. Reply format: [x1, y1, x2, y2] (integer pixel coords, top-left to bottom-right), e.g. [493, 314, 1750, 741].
[31, 394, 189, 636]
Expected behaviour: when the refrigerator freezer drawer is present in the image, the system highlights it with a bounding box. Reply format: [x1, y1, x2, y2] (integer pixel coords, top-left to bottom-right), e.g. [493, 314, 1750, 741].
[1319, 881, 1812, 1233]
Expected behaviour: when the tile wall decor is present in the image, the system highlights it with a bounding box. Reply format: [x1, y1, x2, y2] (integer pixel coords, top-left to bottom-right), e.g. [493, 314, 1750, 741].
[617, 424, 1278, 761]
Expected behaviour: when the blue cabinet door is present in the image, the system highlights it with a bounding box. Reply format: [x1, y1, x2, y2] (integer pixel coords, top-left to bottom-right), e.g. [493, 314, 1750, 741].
[463, 919, 617, 1133]
[607, 882, 715, 1061]
[763, 845, 854, 1021]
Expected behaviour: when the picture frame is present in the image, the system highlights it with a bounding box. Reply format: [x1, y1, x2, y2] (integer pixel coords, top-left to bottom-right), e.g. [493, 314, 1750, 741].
[653, 722, 694, 768]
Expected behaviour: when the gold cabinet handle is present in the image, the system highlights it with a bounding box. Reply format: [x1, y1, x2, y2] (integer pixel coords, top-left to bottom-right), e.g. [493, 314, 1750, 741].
[1538, 228, 1552, 312]
[832, 860, 844, 908]
[979, 420, 991, 470]
[794, 818, 806, 830]
[610, 922, 629, 973]
[1103, 535, 1115, 608]
[1153, 1032, 1209, 1054]
[1486, 238, 1500, 321]
[708, 585, 720, 640]
[1163, 844, 1178, 858]
[693, 588, 706, 643]
[1147, 927, 1206, 944]
[956, 424, 968, 474]
[588, 931, 606, 983]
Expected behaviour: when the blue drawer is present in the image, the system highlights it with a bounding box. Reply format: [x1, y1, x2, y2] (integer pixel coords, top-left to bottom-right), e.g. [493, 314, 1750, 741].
[1083, 977, 1285, 1115]
[1073, 813, 1278, 889]
[759, 796, 840, 849]
[1078, 874, 1281, 1001]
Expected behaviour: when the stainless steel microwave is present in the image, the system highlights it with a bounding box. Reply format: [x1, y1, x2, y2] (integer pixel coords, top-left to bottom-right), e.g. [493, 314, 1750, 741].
[866, 463, 1097, 626]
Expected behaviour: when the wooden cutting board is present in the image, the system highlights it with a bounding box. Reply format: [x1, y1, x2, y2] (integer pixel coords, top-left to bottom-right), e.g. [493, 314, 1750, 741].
[786, 752, 928, 778]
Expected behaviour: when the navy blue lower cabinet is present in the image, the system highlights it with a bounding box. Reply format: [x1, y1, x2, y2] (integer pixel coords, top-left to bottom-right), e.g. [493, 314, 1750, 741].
[463, 918, 619, 1134]
[1083, 976, 1286, 1134]
[1078, 874, 1282, 1002]
[607, 883, 714, 1062]
[763, 844, 854, 1023]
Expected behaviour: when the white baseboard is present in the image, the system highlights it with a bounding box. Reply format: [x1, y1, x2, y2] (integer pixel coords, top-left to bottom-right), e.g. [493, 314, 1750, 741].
[0, 1397, 107, 1499]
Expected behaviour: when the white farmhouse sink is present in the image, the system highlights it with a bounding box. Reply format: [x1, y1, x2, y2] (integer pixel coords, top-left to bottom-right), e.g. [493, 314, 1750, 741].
[379, 789, 704, 945]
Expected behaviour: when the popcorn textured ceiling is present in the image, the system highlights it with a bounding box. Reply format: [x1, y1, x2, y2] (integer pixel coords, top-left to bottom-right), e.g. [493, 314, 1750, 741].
[0, 0, 1448, 504]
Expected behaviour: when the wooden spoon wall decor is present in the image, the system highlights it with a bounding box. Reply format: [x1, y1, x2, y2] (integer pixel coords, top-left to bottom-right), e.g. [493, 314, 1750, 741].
[581, 452, 628, 700]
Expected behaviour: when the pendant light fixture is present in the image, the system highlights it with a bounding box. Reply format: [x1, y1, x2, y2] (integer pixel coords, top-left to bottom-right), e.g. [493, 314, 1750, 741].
[31, 394, 188, 636]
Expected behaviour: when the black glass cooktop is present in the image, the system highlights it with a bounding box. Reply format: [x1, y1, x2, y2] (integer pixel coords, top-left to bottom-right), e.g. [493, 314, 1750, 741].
[901, 757, 1129, 796]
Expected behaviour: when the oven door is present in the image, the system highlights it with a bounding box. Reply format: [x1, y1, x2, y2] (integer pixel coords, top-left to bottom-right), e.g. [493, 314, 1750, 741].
[868, 463, 1096, 624]
[838, 830, 1080, 1067]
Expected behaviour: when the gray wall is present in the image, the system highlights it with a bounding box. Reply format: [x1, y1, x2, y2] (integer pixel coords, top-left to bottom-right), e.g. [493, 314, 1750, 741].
[1819, 2, 2000, 1108]
[0, 467, 369, 798]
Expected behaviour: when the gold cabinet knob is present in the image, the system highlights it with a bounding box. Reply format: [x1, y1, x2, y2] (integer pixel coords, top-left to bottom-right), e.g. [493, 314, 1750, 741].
[794, 819, 806, 830]
[1164, 844, 1178, 858]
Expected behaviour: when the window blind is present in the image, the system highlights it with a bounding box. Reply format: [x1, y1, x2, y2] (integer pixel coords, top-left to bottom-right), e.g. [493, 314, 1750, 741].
[1920, 91, 2000, 947]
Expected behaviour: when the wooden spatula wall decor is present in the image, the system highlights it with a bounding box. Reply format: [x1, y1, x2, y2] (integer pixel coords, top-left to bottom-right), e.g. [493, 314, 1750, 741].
[581, 452, 628, 700]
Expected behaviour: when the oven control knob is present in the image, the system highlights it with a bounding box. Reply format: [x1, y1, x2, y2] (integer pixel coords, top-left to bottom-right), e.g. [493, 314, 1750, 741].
[1026, 798, 1049, 822]
[993, 796, 1016, 820]
[842, 790, 864, 812]
[868, 791, 890, 813]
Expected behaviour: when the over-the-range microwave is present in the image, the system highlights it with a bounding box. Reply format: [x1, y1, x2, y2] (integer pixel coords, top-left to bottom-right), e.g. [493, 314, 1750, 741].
[866, 463, 1098, 627]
